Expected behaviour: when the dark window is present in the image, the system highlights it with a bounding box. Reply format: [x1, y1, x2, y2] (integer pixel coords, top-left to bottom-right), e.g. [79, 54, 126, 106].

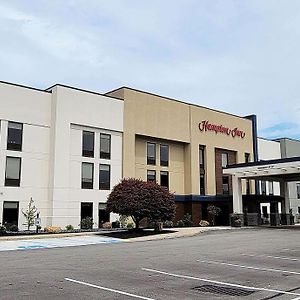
[160, 145, 169, 166]
[298, 207, 300, 214]
[5, 157, 21, 187]
[7, 122, 23, 151]
[221, 153, 228, 168]
[99, 164, 110, 190]
[222, 176, 229, 195]
[2, 201, 19, 227]
[297, 184, 300, 199]
[261, 181, 266, 195]
[268, 181, 274, 195]
[100, 133, 111, 159]
[199, 146, 206, 195]
[81, 163, 94, 189]
[262, 206, 268, 218]
[200, 174, 205, 195]
[160, 171, 169, 189]
[245, 153, 250, 163]
[246, 179, 250, 195]
[147, 142, 156, 165]
[147, 170, 156, 182]
[81, 202, 93, 229]
[82, 131, 94, 157]
[99, 203, 110, 227]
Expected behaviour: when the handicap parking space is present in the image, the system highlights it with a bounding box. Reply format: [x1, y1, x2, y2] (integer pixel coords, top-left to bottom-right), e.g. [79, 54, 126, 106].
[0, 235, 122, 251]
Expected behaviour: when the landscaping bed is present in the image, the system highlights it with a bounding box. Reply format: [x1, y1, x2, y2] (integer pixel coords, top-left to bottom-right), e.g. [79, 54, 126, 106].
[99, 229, 177, 239]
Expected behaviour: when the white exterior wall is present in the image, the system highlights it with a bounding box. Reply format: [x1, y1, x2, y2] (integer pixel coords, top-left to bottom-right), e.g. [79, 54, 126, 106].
[0, 82, 123, 230]
[0, 83, 52, 229]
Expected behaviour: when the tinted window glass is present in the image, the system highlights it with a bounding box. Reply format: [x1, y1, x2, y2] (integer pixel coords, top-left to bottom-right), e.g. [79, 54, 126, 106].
[222, 176, 229, 194]
[147, 170, 156, 182]
[160, 145, 169, 166]
[82, 163, 93, 189]
[82, 131, 94, 157]
[160, 171, 169, 189]
[7, 122, 23, 151]
[5, 157, 21, 187]
[100, 133, 111, 159]
[147, 143, 156, 165]
[99, 164, 110, 190]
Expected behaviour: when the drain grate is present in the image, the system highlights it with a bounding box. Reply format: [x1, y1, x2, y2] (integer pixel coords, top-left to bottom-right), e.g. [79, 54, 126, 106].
[192, 284, 256, 297]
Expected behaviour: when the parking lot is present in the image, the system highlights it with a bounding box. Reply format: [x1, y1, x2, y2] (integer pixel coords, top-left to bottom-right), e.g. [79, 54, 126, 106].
[0, 228, 299, 299]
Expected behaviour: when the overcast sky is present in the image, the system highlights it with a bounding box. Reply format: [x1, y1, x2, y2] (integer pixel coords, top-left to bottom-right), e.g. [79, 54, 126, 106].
[0, 0, 300, 139]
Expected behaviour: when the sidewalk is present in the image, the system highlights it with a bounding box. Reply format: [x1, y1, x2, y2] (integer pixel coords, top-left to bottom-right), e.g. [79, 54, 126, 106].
[0, 226, 235, 243]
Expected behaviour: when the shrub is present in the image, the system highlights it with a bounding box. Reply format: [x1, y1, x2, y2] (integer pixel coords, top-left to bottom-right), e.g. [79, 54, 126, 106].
[107, 178, 176, 230]
[182, 213, 193, 227]
[0, 225, 6, 236]
[126, 222, 134, 229]
[44, 226, 61, 233]
[163, 220, 173, 228]
[80, 217, 94, 230]
[199, 220, 210, 227]
[207, 205, 221, 226]
[112, 221, 120, 228]
[6, 224, 19, 232]
[65, 224, 74, 231]
[22, 198, 38, 230]
[102, 222, 112, 229]
[176, 220, 184, 227]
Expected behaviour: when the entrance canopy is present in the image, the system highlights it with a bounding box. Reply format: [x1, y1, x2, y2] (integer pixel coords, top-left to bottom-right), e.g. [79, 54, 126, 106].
[223, 156, 300, 217]
[224, 156, 300, 182]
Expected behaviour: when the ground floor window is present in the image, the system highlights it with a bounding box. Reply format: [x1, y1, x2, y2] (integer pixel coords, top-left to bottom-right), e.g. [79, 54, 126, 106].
[2, 201, 19, 228]
[99, 203, 110, 227]
[81, 202, 93, 229]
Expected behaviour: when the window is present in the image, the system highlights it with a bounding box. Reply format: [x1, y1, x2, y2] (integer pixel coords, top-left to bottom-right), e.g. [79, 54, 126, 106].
[199, 146, 206, 195]
[100, 133, 111, 159]
[268, 181, 274, 195]
[81, 163, 94, 189]
[222, 176, 229, 195]
[160, 145, 169, 166]
[160, 171, 169, 189]
[261, 181, 266, 195]
[147, 170, 156, 182]
[298, 207, 300, 214]
[5, 157, 21, 187]
[7, 122, 23, 151]
[81, 202, 93, 229]
[245, 153, 250, 163]
[221, 153, 228, 168]
[82, 131, 94, 157]
[2, 201, 19, 227]
[147, 142, 156, 165]
[99, 164, 110, 190]
[297, 183, 300, 199]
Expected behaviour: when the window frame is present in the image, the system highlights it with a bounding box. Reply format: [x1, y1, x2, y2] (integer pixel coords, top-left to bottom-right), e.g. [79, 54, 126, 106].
[100, 133, 111, 160]
[160, 144, 169, 167]
[82, 130, 95, 158]
[147, 170, 156, 182]
[7, 121, 23, 152]
[81, 162, 94, 189]
[99, 164, 111, 190]
[160, 171, 169, 189]
[147, 142, 156, 165]
[5, 156, 22, 187]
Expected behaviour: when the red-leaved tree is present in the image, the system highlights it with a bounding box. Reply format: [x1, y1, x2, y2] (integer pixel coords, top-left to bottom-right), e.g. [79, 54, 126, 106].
[106, 178, 176, 230]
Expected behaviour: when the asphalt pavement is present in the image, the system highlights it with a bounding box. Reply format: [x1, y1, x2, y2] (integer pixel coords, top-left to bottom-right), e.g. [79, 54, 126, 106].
[0, 227, 299, 299]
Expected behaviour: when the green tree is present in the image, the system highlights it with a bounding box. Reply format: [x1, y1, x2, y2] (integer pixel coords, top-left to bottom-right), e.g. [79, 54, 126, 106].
[22, 198, 37, 230]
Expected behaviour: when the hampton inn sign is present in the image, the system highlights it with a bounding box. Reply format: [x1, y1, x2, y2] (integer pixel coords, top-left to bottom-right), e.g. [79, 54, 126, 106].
[198, 120, 246, 139]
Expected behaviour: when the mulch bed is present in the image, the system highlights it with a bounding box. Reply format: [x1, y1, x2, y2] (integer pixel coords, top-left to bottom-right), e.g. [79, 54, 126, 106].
[98, 229, 177, 239]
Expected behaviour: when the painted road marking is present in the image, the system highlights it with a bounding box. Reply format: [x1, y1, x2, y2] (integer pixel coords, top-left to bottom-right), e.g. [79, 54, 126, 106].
[242, 254, 300, 262]
[0, 236, 121, 251]
[142, 268, 300, 297]
[65, 278, 156, 300]
[198, 260, 300, 276]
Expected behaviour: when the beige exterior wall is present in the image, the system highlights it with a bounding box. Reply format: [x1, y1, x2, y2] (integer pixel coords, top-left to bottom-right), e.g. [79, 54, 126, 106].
[107, 87, 254, 196]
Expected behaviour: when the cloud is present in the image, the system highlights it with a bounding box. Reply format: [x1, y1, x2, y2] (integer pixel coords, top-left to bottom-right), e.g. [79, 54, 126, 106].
[0, 0, 300, 139]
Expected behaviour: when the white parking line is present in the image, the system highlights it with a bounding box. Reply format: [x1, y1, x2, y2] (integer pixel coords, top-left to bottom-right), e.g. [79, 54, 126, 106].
[65, 278, 156, 300]
[142, 268, 300, 297]
[242, 254, 300, 262]
[198, 260, 300, 276]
